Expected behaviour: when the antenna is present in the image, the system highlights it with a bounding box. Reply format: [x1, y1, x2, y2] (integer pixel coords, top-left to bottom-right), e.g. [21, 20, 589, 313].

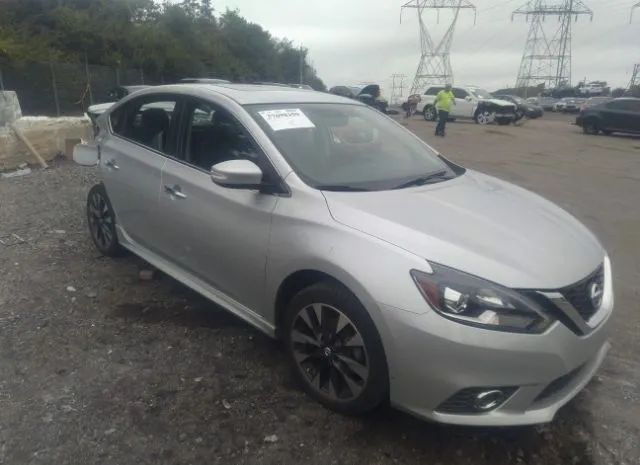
[513, 1, 593, 90]
[401, 0, 476, 95]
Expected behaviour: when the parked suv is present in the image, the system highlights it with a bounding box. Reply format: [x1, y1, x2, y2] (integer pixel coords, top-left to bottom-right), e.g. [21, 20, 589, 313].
[576, 98, 640, 135]
[419, 86, 517, 125]
[74, 83, 612, 427]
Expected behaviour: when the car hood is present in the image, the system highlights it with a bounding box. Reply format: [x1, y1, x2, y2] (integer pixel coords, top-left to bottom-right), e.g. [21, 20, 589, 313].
[323, 171, 603, 289]
[481, 98, 515, 107]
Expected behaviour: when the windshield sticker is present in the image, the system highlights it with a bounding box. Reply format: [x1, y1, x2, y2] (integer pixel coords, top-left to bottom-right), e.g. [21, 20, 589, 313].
[258, 109, 315, 131]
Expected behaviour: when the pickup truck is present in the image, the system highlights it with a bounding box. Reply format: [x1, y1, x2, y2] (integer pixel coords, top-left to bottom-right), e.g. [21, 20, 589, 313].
[418, 85, 517, 125]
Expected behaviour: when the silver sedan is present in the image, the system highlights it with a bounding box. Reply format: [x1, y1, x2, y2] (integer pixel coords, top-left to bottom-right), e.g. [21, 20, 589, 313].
[74, 84, 613, 426]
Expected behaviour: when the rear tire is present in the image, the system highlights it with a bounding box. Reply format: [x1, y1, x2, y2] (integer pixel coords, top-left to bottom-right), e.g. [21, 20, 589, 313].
[423, 106, 437, 121]
[283, 282, 388, 415]
[86, 183, 124, 257]
[582, 119, 600, 135]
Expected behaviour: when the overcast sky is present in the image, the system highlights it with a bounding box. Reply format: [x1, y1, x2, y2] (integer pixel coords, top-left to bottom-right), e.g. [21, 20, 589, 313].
[212, 0, 639, 95]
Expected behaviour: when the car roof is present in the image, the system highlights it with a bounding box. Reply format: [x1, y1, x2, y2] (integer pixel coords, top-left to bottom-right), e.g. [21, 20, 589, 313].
[132, 83, 358, 105]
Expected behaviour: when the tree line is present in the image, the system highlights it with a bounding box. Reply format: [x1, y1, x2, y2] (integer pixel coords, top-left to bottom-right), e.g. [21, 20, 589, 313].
[0, 0, 326, 90]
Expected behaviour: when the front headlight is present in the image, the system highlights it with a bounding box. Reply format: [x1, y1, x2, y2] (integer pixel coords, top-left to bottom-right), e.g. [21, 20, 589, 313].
[411, 263, 554, 334]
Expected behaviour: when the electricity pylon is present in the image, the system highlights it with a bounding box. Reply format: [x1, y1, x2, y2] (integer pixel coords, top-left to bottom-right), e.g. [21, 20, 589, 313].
[401, 0, 476, 94]
[513, 0, 593, 89]
[632, 2, 640, 22]
[629, 64, 640, 89]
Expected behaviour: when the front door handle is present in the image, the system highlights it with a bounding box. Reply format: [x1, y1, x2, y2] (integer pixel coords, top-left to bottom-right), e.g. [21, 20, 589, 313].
[104, 159, 119, 170]
[164, 184, 187, 199]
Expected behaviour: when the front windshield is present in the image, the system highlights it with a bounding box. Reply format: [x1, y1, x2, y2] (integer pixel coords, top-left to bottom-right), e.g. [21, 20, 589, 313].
[247, 103, 459, 191]
[470, 88, 492, 99]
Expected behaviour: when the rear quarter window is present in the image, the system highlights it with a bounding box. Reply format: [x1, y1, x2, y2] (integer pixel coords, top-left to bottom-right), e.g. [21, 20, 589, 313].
[110, 106, 126, 135]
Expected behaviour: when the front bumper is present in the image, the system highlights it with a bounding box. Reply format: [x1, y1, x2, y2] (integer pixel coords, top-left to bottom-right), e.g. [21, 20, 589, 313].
[380, 300, 611, 426]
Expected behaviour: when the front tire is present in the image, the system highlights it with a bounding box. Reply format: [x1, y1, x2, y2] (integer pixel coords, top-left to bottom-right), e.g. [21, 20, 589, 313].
[86, 183, 124, 257]
[284, 282, 388, 415]
[582, 119, 600, 135]
[475, 110, 494, 125]
[423, 105, 437, 121]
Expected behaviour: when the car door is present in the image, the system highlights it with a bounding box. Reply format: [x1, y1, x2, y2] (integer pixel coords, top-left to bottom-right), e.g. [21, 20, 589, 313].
[629, 100, 640, 132]
[157, 98, 280, 312]
[599, 100, 634, 131]
[101, 94, 181, 251]
[452, 87, 474, 117]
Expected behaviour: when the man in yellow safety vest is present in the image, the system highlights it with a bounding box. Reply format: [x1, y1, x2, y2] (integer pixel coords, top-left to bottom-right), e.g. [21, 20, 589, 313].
[435, 84, 456, 137]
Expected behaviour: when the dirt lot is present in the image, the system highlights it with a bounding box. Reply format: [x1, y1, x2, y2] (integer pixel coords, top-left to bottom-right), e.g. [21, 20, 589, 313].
[1, 113, 639, 465]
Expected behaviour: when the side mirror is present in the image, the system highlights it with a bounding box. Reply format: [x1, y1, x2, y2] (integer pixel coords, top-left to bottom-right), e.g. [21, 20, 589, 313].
[73, 143, 99, 166]
[211, 159, 263, 189]
[465, 96, 472, 101]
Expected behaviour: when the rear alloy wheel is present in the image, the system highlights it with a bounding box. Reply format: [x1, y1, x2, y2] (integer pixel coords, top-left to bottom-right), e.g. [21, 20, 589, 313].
[582, 119, 600, 135]
[475, 110, 494, 125]
[87, 184, 124, 256]
[423, 106, 437, 121]
[284, 282, 388, 415]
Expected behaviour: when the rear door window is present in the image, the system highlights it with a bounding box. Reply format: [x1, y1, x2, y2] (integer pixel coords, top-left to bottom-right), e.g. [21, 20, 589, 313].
[425, 87, 443, 96]
[118, 97, 179, 155]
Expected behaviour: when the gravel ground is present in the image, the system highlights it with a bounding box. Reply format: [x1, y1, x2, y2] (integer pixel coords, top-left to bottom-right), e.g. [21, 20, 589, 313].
[1, 114, 639, 465]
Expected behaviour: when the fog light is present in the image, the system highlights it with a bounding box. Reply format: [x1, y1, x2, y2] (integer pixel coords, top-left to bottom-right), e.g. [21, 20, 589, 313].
[474, 390, 506, 411]
[437, 386, 517, 414]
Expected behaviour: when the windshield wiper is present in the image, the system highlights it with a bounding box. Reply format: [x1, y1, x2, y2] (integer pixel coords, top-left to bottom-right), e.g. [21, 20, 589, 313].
[392, 170, 453, 189]
[316, 185, 371, 192]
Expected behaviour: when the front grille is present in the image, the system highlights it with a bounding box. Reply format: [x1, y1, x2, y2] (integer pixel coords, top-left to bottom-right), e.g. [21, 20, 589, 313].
[534, 364, 584, 403]
[560, 265, 604, 321]
[437, 387, 517, 414]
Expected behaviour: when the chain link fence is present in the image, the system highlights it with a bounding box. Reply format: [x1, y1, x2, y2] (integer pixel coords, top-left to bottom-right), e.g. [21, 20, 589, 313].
[0, 61, 155, 117]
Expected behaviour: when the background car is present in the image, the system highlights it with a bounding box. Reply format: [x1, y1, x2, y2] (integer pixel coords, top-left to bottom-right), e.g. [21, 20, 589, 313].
[329, 84, 388, 113]
[580, 96, 612, 112]
[493, 94, 543, 119]
[419, 85, 517, 125]
[87, 85, 151, 129]
[576, 97, 640, 135]
[554, 97, 585, 113]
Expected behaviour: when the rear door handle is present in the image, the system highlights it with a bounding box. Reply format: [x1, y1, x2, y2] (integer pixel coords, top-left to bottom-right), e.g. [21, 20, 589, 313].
[104, 159, 119, 170]
[164, 184, 187, 199]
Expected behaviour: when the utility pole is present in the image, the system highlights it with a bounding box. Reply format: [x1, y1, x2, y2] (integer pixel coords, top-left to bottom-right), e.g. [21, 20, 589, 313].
[400, 0, 476, 94]
[513, 0, 593, 90]
[390, 73, 406, 105]
[299, 46, 304, 85]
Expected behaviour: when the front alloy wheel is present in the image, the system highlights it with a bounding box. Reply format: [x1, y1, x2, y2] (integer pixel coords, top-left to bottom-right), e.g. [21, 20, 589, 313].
[291, 303, 369, 401]
[475, 110, 494, 125]
[582, 119, 599, 135]
[284, 282, 388, 414]
[423, 106, 437, 121]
